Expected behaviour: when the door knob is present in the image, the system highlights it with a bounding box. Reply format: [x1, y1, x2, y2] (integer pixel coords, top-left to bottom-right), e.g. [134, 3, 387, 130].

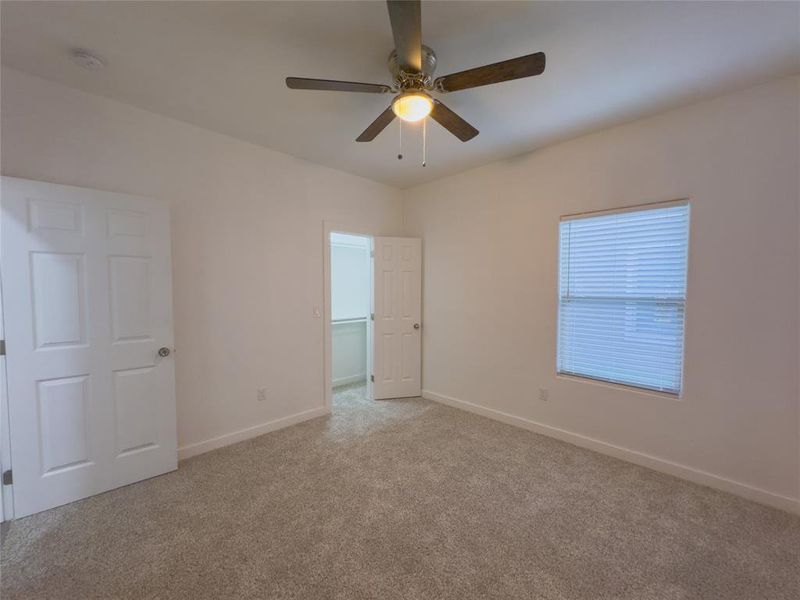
[158, 347, 171, 358]
[413, 323, 420, 330]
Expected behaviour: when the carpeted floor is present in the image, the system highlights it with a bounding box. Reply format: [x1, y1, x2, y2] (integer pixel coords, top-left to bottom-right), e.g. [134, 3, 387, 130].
[2, 383, 798, 600]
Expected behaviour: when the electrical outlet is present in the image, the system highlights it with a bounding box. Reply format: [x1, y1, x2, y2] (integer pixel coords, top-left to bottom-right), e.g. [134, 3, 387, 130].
[257, 388, 267, 402]
[538, 388, 549, 402]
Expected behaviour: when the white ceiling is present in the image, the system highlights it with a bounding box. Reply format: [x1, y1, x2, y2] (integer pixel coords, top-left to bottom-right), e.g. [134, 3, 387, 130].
[2, 1, 798, 188]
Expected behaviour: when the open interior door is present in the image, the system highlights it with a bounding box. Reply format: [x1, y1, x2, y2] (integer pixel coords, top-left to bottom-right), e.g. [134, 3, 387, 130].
[372, 237, 422, 399]
[1, 177, 177, 518]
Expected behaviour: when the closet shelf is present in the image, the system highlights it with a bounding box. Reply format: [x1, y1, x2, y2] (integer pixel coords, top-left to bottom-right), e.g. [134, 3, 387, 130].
[332, 317, 368, 325]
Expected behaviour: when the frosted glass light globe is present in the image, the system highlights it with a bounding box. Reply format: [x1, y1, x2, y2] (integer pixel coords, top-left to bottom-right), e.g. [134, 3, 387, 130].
[392, 93, 433, 122]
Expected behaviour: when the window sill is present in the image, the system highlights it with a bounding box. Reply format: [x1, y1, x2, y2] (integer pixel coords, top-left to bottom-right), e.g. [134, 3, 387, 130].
[556, 372, 684, 401]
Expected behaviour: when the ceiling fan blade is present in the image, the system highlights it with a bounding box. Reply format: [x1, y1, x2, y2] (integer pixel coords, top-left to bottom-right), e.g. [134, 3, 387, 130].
[430, 100, 479, 142]
[286, 77, 392, 94]
[356, 106, 396, 142]
[387, 0, 422, 72]
[434, 52, 546, 92]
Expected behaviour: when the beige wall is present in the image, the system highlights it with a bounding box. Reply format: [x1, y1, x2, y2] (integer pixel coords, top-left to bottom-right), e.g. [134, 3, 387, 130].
[403, 76, 800, 509]
[0, 67, 403, 455]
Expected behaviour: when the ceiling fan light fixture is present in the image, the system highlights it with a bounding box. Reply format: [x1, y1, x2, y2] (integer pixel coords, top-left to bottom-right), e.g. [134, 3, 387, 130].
[286, 1, 543, 145]
[392, 92, 433, 122]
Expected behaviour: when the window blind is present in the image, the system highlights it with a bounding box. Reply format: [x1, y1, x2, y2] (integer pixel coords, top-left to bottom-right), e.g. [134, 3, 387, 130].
[557, 202, 690, 395]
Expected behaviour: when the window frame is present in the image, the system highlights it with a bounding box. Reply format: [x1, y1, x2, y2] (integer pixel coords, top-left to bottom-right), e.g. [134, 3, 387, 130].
[556, 199, 691, 398]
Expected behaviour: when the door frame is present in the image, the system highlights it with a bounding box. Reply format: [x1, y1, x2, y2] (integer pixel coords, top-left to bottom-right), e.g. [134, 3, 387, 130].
[0, 280, 12, 521]
[322, 221, 380, 412]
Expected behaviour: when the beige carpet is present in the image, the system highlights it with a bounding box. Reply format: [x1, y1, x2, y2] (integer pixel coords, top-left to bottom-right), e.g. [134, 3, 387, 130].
[2, 383, 798, 600]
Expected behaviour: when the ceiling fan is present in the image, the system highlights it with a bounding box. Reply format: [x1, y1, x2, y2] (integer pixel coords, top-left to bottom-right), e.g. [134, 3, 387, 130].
[285, 0, 545, 144]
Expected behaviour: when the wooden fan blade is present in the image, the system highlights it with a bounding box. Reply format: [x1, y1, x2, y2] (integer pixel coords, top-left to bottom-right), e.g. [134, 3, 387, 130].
[430, 100, 479, 142]
[434, 52, 545, 92]
[387, 0, 422, 72]
[286, 77, 392, 93]
[356, 106, 396, 142]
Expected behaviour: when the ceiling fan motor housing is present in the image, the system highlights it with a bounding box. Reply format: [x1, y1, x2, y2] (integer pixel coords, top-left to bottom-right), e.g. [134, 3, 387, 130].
[388, 44, 437, 90]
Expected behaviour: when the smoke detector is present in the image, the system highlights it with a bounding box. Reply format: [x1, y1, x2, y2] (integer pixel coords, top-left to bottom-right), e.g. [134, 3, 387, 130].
[70, 49, 106, 70]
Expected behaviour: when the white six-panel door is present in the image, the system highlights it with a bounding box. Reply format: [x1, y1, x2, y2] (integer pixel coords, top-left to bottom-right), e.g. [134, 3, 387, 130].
[1, 177, 177, 518]
[373, 237, 421, 399]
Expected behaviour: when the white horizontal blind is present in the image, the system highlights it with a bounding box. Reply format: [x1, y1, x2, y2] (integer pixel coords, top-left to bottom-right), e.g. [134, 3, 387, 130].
[558, 202, 690, 394]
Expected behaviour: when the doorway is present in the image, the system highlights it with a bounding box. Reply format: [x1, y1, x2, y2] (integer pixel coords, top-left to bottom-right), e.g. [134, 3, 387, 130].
[330, 232, 372, 407]
[323, 224, 423, 412]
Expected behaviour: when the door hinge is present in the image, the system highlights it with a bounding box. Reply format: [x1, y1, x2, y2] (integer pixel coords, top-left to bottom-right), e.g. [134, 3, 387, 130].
[370, 374, 374, 382]
[370, 313, 374, 321]
[370, 251, 375, 258]
[2, 470, 11, 486]
[0, 340, 5, 356]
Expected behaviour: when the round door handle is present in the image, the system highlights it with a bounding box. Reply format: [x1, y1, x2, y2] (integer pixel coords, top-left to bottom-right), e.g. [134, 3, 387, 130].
[413, 323, 420, 330]
[158, 347, 171, 358]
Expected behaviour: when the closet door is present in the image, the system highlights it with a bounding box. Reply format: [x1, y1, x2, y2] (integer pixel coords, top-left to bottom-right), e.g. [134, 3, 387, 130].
[1, 177, 177, 518]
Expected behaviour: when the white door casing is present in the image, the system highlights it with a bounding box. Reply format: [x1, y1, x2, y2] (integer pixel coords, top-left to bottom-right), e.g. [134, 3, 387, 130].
[1, 177, 177, 518]
[366, 237, 374, 401]
[373, 237, 422, 399]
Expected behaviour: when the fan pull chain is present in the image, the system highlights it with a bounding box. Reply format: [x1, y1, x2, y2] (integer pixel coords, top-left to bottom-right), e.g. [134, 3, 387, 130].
[397, 119, 403, 160]
[422, 118, 427, 167]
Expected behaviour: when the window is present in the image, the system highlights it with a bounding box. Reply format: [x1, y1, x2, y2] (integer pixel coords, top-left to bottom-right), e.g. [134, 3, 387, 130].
[557, 201, 690, 395]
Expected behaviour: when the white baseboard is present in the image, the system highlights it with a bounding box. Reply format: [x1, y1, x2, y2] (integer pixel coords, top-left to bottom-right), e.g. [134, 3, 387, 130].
[178, 406, 329, 461]
[422, 389, 800, 515]
[333, 373, 367, 387]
